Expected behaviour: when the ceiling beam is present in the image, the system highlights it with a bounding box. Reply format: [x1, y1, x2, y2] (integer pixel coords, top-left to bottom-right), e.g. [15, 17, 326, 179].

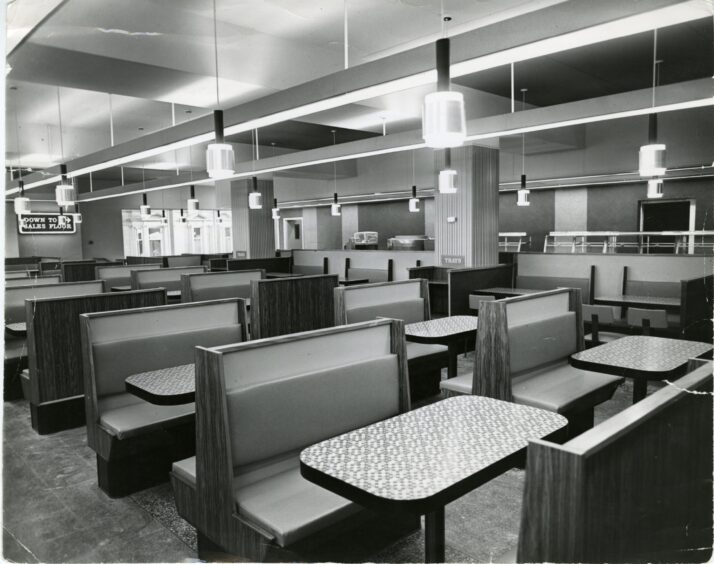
[7, 0, 704, 192]
[71, 78, 712, 203]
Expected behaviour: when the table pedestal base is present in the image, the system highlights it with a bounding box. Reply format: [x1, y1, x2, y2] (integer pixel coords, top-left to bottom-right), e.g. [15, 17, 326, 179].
[633, 377, 648, 403]
[425, 507, 445, 563]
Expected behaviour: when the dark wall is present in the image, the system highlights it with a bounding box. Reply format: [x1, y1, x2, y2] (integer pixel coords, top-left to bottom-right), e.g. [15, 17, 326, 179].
[587, 177, 713, 231]
[357, 200, 426, 250]
[499, 189, 555, 252]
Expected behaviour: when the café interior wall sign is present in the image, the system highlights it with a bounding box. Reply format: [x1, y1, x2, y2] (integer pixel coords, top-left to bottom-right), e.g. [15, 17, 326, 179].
[18, 213, 76, 234]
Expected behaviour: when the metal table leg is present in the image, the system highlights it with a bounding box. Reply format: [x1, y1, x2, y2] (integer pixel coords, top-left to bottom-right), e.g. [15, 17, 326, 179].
[425, 507, 445, 563]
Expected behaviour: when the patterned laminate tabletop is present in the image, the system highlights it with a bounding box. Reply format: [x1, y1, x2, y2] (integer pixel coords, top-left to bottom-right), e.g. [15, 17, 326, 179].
[125, 364, 195, 404]
[405, 316, 478, 339]
[571, 336, 711, 374]
[301, 396, 567, 502]
[5, 322, 27, 333]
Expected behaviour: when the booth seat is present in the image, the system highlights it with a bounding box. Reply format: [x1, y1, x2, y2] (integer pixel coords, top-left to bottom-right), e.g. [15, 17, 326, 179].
[171, 319, 414, 561]
[181, 269, 264, 303]
[514, 360, 712, 563]
[334, 279, 449, 400]
[80, 298, 248, 497]
[442, 289, 623, 437]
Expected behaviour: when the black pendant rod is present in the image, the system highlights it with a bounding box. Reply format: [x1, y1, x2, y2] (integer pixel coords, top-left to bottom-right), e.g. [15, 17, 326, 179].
[436, 38, 450, 92]
[214, 110, 225, 143]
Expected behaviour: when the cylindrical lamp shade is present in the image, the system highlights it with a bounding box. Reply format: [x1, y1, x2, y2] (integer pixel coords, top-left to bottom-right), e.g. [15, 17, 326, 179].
[517, 189, 530, 207]
[14, 197, 30, 215]
[639, 144, 666, 177]
[408, 198, 420, 212]
[55, 184, 75, 207]
[647, 178, 664, 199]
[140, 204, 151, 216]
[422, 91, 466, 148]
[206, 143, 235, 178]
[438, 169, 458, 194]
[248, 191, 263, 210]
[187, 199, 199, 212]
[73, 212, 83, 224]
[331, 203, 341, 216]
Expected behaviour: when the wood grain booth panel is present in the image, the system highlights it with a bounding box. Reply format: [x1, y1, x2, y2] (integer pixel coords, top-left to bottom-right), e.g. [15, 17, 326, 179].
[62, 260, 123, 282]
[250, 274, 339, 339]
[26, 289, 166, 434]
[517, 363, 713, 563]
[227, 257, 292, 273]
[125, 256, 163, 266]
[448, 264, 514, 316]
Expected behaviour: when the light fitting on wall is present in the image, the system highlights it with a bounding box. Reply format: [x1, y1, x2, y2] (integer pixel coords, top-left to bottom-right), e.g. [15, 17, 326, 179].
[647, 178, 664, 198]
[639, 31, 666, 178]
[73, 203, 83, 224]
[422, 13, 466, 149]
[409, 185, 420, 212]
[272, 198, 280, 220]
[187, 185, 199, 214]
[248, 176, 263, 209]
[517, 88, 531, 207]
[331, 192, 342, 216]
[140, 193, 151, 217]
[216, 209, 223, 223]
[161, 209, 168, 225]
[180, 208, 187, 223]
[205, 0, 235, 179]
[14, 180, 30, 215]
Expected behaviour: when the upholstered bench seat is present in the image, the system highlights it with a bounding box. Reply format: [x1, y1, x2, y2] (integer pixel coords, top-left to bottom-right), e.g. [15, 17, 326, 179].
[584, 331, 626, 344]
[98, 393, 195, 439]
[172, 455, 359, 547]
[407, 342, 448, 360]
[511, 362, 622, 414]
[439, 374, 470, 395]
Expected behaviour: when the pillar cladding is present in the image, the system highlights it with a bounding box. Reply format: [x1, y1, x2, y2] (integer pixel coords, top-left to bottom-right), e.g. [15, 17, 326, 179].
[434, 145, 499, 267]
[215, 177, 275, 258]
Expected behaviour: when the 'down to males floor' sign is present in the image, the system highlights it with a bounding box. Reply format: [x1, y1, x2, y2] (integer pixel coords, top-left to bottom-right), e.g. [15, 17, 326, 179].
[18, 213, 76, 235]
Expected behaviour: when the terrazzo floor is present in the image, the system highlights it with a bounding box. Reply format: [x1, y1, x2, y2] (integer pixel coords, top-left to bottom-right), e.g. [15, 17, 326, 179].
[3, 353, 647, 563]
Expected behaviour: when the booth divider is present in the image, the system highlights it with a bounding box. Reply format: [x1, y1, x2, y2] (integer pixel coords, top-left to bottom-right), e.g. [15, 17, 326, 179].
[448, 264, 515, 316]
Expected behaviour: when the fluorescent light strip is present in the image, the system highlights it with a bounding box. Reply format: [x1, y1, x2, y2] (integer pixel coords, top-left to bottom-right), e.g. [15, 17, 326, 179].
[451, 1, 710, 78]
[11, 2, 708, 196]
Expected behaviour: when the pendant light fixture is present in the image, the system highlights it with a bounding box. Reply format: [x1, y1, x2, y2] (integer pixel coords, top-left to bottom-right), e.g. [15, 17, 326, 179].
[140, 193, 151, 217]
[438, 149, 457, 193]
[180, 208, 187, 223]
[161, 209, 168, 225]
[56, 163, 75, 208]
[639, 31, 666, 178]
[248, 176, 262, 209]
[271, 198, 280, 220]
[205, 0, 235, 179]
[14, 180, 30, 215]
[422, 11, 465, 148]
[331, 193, 341, 216]
[408, 151, 419, 212]
[187, 185, 199, 214]
[331, 129, 341, 216]
[73, 203, 83, 224]
[216, 209, 223, 224]
[517, 88, 531, 207]
[647, 178, 664, 199]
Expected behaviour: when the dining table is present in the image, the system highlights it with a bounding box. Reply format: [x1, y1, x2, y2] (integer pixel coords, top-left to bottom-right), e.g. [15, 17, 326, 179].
[593, 294, 681, 311]
[5, 322, 27, 337]
[570, 335, 712, 403]
[471, 287, 542, 299]
[265, 272, 304, 279]
[405, 316, 479, 379]
[125, 364, 195, 405]
[338, 277, 370, 286]
[300, 395, 568, 563]
[110, 285, 132, 292]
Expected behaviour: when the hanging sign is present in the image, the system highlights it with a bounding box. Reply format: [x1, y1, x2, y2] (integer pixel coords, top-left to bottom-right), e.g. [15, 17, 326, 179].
[18, 213, 76, 235]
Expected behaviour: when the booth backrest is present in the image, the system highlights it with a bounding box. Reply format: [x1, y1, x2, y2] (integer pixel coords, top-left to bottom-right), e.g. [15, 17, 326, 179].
[62, 261, 123, 282]
[181, 269, 264, 302]
[474, 289, 583, 400]
[227, 257, 292, 274]
[5, 275, 61, 288]
[335, 279, 429, 325]
[131, 266, 206, 291]
[250, 274, 338, 339]
[167, 255, 202, 268]
[81, 299, 247, 406]
[516, 275, 592, 304]
[345, 258, 393, 283]
[449, 264, 514, 316]
[582, 304, 616, 325]
[517, 361, 713, 563]
[625, 279, 680, 297]
[27, 289, 166, 405]
[95, 264, 161, 289]
[5, 272, 30, 280]
[198, 318, 409, 472]
[681, 274, 713, 341]
[125, 256, 163, 266]
[5, 281, 105, 323]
